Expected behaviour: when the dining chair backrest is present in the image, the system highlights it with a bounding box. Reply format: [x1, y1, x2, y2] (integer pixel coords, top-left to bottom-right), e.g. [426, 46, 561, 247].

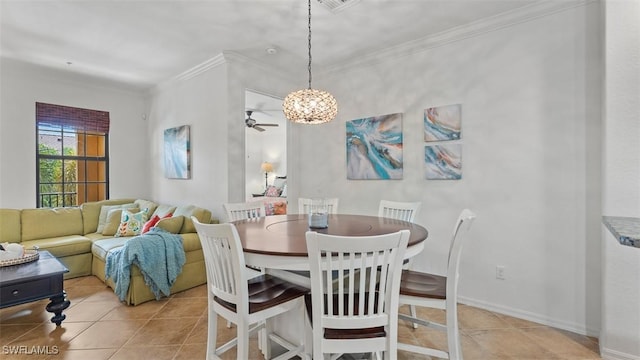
[298, 197, 339, 214]
[192, 220, 249, 311]
[446, 209, 476, 297]
[378, 200, 422, 222]
[223, 201, 266, 222]
[305, 229, 410, 358]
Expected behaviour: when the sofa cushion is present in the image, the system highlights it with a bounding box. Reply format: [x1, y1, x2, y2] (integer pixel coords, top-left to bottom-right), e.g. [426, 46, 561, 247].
[135, 199, 158, 218]
[21, 207, 83, 241]
[152, 204, 176, 218]
[92, 237, 130, 261]
[96, 203, 137, 233]
[173, 205, 212, 234]
[102, 207, 140, 236]
[0, 209, 21, 243]
[156, 216, 184, 234]
[21, 235, 92, 258]
[180, 233, 203, 253]
[81, 199, 136, 235]
[115, 209, 149, 237]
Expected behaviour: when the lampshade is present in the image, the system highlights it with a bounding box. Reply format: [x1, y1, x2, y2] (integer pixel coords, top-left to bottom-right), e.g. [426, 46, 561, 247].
[283, 0, 337, 125]
[261, 162, 273, 173]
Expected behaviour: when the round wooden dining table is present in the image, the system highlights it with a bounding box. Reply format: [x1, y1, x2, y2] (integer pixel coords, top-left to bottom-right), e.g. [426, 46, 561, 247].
[233, 214, 429, 271]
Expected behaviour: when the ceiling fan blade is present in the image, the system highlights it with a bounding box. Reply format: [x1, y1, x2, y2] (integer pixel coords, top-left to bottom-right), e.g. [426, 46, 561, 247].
[253, 126, 266, 132]
[255, 123, 279, 127]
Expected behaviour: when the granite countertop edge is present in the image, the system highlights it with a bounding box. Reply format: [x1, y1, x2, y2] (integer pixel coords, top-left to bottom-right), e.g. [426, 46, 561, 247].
[603, 216, 640, 248]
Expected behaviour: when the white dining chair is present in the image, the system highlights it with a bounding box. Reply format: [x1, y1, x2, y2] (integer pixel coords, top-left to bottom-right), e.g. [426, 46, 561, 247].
[221, 201, 267, 331]
[192, 218, 309, 360]
[298, 197, 339, 214]
[397, 209, 476, 360]
[378, 200, 422, 222]
[305, 229, 410, 360]
[223, 200, 266, 222]
[378, 199, 422, 327]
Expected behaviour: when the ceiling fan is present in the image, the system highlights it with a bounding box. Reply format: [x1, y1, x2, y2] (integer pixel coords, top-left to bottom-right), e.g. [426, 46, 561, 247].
[245, 110, 279, 132]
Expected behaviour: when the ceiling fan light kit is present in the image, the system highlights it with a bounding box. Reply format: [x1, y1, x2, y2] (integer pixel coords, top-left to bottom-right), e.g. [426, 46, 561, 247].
[283, 0, 338, 125]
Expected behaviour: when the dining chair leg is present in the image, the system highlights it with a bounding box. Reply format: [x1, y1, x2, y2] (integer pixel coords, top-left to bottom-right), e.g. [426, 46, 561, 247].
[446, 298, 462, 360]
[237, 322, 250, 360]
[206, 301, 218, 360]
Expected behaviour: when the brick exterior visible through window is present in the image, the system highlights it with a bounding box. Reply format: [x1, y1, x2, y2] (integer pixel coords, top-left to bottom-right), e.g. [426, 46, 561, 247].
[36, 102, 110, 208]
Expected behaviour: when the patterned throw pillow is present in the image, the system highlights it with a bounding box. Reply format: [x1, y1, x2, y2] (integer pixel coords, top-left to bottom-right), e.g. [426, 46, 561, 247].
[265, 185, 281, 197]
[115, 209, 149, 237]
[102, 207, 140, 236]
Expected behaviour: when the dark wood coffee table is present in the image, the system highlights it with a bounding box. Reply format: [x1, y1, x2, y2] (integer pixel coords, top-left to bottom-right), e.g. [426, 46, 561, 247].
[0, 250, 70, 326]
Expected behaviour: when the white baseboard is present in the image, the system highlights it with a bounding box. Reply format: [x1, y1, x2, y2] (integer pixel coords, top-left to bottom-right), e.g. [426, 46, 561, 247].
[600, 347, 640, 360]
[457, 295, 600, 337]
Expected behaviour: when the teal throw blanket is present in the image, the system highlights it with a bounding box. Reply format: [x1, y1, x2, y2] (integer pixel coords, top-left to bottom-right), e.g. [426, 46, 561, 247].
[105, 227, 186, 301]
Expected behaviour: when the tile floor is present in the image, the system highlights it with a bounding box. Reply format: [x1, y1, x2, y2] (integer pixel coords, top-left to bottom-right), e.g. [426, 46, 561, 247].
[0, 276, 601, 359]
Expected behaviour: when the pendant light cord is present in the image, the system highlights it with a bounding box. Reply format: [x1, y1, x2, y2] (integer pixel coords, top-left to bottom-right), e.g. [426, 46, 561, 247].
[307, 0, 312, 90]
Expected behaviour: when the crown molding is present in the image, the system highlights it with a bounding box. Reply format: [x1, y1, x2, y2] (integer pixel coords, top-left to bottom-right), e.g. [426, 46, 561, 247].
[151, 53, 227, 94]
[322, 0, 595, 75]
[222, 51, 298, 83]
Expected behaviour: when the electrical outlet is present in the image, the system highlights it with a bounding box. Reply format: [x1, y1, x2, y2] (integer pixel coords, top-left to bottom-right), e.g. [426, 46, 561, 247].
[496, 265, 506, 280]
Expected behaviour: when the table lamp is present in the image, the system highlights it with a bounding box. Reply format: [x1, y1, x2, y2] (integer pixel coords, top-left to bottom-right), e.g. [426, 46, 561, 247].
[261, 162, 273, 191]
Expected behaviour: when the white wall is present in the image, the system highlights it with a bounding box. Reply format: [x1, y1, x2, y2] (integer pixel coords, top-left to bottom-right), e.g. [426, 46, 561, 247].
[146, 54, 296, 221]
[146, 61, 230, 220]
[0, 59, 149, 208]
[600, 0, 640, 358]
[292, 3, 602, 335]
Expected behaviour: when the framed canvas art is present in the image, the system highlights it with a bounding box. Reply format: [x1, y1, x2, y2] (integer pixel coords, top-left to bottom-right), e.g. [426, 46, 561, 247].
[425, 144, 462, 180]
[164, 125, 191, 179]
[346, 113, 403, 180]
[424, 104, 461, 141]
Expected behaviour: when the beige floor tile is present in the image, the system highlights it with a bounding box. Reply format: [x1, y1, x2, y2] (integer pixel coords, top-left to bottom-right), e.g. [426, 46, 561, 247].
[183, 316, 208, 344]
[151, 297, 207, 319]
[0, 275, 602, 360]
[467, 328, 561, 359]
[63, 285, 111, 303]
[66, 319, 147, 349]
[125, 317, 199, 346]
[49, 348, 117, 360]
[101, 298, 167, 320]
[60, 300, 120, 322]
[494, 312, 547, 329]
[80, 286, 121, 303]
[0, 300, 50, 325]
[109, 345, 181, 360]
[458, 305, 512, 330]
[520, 327, 602, 359]
[0, 324, 40, 343]
[171, 284, 208, 298]
[174, 343, 208, 360]
[7, 321, 93, 348]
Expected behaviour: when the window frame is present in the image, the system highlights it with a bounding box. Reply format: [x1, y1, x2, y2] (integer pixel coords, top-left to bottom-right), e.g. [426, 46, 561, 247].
[35, 102, 110, 208]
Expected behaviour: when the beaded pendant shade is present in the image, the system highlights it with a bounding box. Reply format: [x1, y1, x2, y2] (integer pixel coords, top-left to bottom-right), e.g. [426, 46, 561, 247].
[282, 0, 337, 124]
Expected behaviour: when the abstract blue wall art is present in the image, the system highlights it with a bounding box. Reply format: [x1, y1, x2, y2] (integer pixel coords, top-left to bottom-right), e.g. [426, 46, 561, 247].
[164, 125, 191, 179]
[346, 113, 403, 180]
[425, 144, 462, 180]
[424, 104, 461, 141]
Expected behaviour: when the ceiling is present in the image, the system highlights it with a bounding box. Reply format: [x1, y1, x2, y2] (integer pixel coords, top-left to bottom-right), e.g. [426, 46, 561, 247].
[1, 0, 544, 91]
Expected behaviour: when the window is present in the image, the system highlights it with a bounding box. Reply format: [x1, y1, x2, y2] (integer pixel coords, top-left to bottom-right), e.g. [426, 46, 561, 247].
[36, 102, 110, 208]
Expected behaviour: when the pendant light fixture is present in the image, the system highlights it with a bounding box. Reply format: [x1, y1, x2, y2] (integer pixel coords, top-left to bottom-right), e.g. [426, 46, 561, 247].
[282, 0, 337, 124]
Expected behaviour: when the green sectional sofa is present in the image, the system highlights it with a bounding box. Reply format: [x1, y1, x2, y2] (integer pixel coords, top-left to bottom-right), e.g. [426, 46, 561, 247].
[0, 198, 213, 305]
